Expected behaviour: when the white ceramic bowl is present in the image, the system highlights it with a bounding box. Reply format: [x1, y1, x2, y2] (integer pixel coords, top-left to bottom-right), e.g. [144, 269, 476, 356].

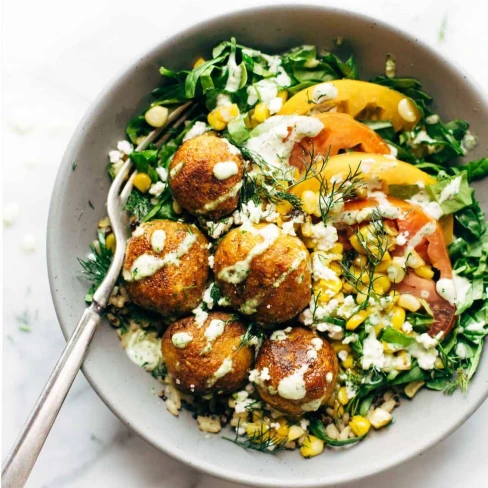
[47, 5, 488, 487]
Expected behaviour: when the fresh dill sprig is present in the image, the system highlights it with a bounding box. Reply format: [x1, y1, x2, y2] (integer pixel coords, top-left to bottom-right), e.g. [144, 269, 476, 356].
[238, 322, 265, 351]
[443, 367, 469, 395]
[151, 363, 168, 379]
[223, 420, 287, 454]
[125, 190, 151, 220]
[78, 231, 113, 302]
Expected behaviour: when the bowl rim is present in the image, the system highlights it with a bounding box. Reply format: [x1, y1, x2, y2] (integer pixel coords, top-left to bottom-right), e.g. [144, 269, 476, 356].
[47, 4, 488, 487]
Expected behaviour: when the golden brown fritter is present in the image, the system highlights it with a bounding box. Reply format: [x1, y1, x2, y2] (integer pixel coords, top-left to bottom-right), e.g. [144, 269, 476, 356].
[161, 312, 254, 395]
[253, 326, 338, 416]
[123, 220, 209, 317]
[213, 223, 312, 325]
[168, 134, 244, 220]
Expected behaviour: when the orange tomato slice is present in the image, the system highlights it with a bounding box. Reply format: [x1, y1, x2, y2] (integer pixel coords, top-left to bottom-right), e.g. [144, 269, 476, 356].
[289, 113, 390, 171]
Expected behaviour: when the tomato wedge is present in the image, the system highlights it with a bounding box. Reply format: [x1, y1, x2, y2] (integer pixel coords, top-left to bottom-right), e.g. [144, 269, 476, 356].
[289, 113, 390, 171]
[341, 197, 456, 338]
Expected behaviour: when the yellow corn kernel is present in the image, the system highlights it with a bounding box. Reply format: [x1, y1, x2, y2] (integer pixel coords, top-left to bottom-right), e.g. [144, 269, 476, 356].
[253, 102, 271, 123]
[350, 266, 370, 285]
[334, 400, 344, 417]
[330, 262, 342, 274]
[375, 257, 392, 273]
[389, 290, 400, 303]
[372, 273, 391, 295]
[145, 106, 169, 128]
[397, 294, 421, 312]
[406, 249, 425, 269]
[342, 355, 354, 369]
[331, 242, 344, 254]
[343, 281, 356, 294]
[434, 357, 445, 369]
[381, 251, 391, 262]
[172, 199, 183, 215]
[302, 237, 315, 249]
[383, 221, 398, 237]
[219, 103, 239, 122]
[349, 416, 371, 437]
[300, 436, 324, 458]
[382, 341, 396, 354]
[105, 233, 116, 253]
[369, 408, 392, 429]
[133, 173, 152, 193]
[252, 410, 265, 422]
[337, 386, 349, 405]
[355, 290, 369, 305]
[277, 90, 289, 103]
[320, 276, 343, 295]
[387, 259, 406, 284]
[301, 220, 313, 237]
[346, 310, 369, 330]
[332, 342, 351, 353]
[246, 422, 269, 437]
[349, 234, 367, 254]
[390, 306, 406, 330]
[288, 424, 305, 441]
[353, 255, 368, 267]
[333, 291, 345, 303]
[207, 110, 227, 131]
[404, 380, 425, 398]
[274, 417, 290, 438]
[395, 350, 412, 370]
[301, 190, 320, 217]
[374, 323, 384, 336]
[193, 57, 205, 68]
[414, 265, 434, 280]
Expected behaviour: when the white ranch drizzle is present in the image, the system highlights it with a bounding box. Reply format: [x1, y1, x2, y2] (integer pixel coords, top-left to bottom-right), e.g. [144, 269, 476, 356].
[217, 223, 280, 285]
[123, 232, 197, 282]
[151, 230, 166, 252]
[207, 356, 233, 386]
[201, 319, 226, 354]
[170, 162, 184, 179]
[171, 331, 193, 349]
[213, 161, 239, 180]
[277, 364, 308, 400]
[198, 181, 243, 213]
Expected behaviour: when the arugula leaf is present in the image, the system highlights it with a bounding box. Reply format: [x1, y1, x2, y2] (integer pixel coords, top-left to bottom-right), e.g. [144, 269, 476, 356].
[226, 115, 250, 145]
[380, 328, 415, 348]
[126, 115, 152, 144]
[463, 157, 488, 182]
[130, 149, 158, 174]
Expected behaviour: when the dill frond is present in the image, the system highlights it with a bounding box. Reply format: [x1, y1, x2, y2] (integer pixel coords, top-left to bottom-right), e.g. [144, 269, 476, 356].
[223, 420, 287, 454]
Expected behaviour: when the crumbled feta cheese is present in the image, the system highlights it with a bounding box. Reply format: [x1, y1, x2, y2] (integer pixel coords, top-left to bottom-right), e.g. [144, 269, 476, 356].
[310, 222, 338, 251]
[311, 337, 323, 350]
[208, 255, 215, 269]
[183, 121, 210, 142]
[109, 150, 123, 163]
[395, 231, 409, 246]
[338, 350, 349, 361]
[206, 218, 234, 239]
[268, 97, 283, 114]
[312, 253, 337, 282]
[402, 321, 413, 333]
[117, 140, 133, 155]
[156, 167, 168, 181]
[343, 334, 359, 344]
[336, 295, 357, 319]
[361, 332, 386, 370]
[149, 181, 166, 197]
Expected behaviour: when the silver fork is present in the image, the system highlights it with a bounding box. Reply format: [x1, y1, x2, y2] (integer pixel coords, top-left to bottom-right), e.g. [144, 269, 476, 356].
[2, 101, 193, 488]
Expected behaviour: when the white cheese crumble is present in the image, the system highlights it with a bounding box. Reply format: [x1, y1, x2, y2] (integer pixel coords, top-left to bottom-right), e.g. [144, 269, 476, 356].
[117, 140, 133, 155]
[156, 167, 168, 182]
[310, 222, 338, 251]
[206, 217, 234, 239]
[312, 83, 338, 103]
[149, 181, 166, 197]
[183, 121, 210, 142]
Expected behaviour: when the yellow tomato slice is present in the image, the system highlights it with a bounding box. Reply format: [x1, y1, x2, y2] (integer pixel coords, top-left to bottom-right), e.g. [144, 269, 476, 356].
[279, 80, 421, 131]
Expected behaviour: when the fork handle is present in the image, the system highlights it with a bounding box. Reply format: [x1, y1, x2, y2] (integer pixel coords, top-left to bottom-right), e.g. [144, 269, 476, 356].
[2, 305, 102, 488]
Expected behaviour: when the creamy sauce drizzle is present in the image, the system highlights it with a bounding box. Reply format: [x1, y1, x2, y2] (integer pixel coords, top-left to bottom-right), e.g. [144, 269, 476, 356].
[198, 181, 243, 213]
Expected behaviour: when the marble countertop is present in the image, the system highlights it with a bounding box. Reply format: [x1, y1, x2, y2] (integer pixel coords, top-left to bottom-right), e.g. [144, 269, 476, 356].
[3, 0, 488, 486]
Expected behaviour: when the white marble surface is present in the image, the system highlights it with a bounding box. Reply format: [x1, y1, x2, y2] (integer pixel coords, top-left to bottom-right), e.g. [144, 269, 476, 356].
[3, 0, 488, 486]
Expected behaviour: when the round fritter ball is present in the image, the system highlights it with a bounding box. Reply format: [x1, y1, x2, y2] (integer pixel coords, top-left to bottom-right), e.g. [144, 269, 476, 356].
[253, 326, 338, 416]
[214, 223, 312, 325]
[168, 134, 244, 220]
[123, 220, 209, 317]
[161, 312, 254, 395]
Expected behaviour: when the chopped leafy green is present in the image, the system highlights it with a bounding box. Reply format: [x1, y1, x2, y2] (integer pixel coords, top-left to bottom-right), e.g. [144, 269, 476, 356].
[426, 172, 472, 215]
[463, 157, 488, 182]
[380, 328, 415, 348]
[309, 418, 366, 446]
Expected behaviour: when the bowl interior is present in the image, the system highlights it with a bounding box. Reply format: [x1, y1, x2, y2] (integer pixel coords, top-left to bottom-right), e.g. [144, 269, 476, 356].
[48, 6, 488, 487]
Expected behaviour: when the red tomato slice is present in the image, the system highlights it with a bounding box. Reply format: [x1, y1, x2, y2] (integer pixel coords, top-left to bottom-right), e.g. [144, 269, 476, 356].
[342, 197, 456, 337]
[289, 113, 390, 170]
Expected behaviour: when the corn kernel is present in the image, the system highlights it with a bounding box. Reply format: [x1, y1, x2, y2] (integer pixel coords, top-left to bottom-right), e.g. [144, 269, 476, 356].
[301, 221, 313, 237]
[387, 259, 406, 284]
[414, 265, 434, 279]
[133, 173, 152, 193]
[253, 102, 271, 123]
[383, 221, 398, 237]
[330, 262, 341, 274]
[395, 350, 411, 370]
[337, 386, 349, 405]
[333, 291, 345, 303]
[353, 255, 368, 267]
[349, 416, 371, 437]
[331, 242, 344, 254]
[288, 425, 305, 441]
[397, 294, 421, 312]
[346, 310, 369, 330]
[350, 266, 370, 285]
[369, 408, 392, 429]
[246, 421, 269, 437]
[374, 323, 384, 336]
[319, 276, 342, 295]
[390, 306, 406, 330]
[434, 357, 445, 369]
[372, 273, 391, 295]
[300, 436, 324, 458]
[105, 233, 116, 253]
[301, 190, 320, 217]
[145, 106, 169, 128]
[404, 380, 425, 398]
[406, 250, 425, 269]
[219, 103, 239, 122]
[172, 200, 183, 214]
[381, 251, 391, 262]
[193, 57, 205, 68]
[274, 417, 290, 438]
[207, 110, 227, 131]
[277, 90, 289, 103]
[376, 258, 392, 273]
[343, 281, 356, 294]
[342, 355, 354, 369]
[332, 342, 351, 353]
[349, 234, 367, 254]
